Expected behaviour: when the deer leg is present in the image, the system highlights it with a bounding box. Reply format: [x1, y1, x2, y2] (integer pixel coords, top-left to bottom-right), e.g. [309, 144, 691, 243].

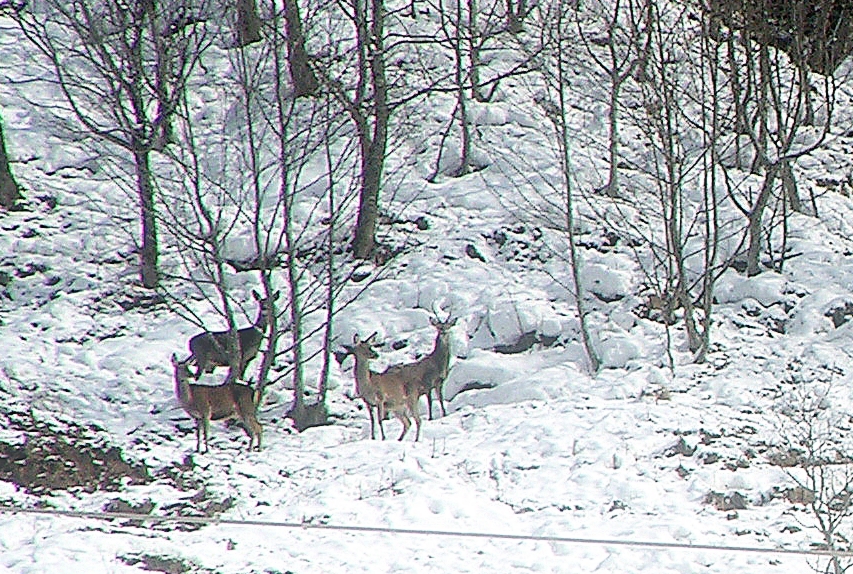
[377, 403, 388, 441]
[378, 408, 386, 440]
[245, 413, 262, 451]
[396, 413, 411, 441]
[363, 398, 376, 440]
[253, 419, 263, 450]
[202, 417, 211, 453]
[438, 384, 447, 417]
[411, 396, 422, 441]
[195, 419, 202, 452]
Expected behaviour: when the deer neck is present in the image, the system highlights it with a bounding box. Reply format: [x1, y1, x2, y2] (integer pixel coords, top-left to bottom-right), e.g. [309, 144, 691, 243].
[353, 355, 374, 397]
[431, 332, 451, 370]
[174, 368, 193, 407]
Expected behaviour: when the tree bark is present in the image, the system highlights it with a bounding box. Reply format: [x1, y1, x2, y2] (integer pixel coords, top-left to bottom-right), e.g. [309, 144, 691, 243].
[745, 163, 777, 277]
[352, 0, 388, 260]
[236, 0, 262, 46]
[0, 118, 22, 210]
[505, 0, 527, 33]
[283, 0, 319, 97]
[134, 148, 159, 289]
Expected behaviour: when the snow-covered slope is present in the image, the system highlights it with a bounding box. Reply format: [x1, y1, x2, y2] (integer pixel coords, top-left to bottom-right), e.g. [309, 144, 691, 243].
[4, 5, 853, 574]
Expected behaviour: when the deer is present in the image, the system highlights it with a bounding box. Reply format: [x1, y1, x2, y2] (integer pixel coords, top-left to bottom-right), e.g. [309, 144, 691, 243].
[187, 290, 279, 380]
[392, 315, 457, 420]
[345, 333, 422, 442]
[343, 332, 384, 440]
[171, 354, 263, 453]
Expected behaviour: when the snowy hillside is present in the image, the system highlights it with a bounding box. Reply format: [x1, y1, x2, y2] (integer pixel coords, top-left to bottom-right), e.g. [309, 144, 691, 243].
[4, 1, 853, 573]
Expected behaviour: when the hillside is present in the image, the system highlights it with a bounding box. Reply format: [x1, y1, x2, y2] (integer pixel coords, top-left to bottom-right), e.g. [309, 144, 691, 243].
[3, 1, 853, 573]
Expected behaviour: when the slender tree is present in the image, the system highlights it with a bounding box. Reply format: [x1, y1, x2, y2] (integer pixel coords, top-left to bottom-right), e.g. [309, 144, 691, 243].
[350, 0, 389, 259]
[711, 0, 836, 276]
[577, 0, 650, 198]
[13, 0, 209, 288]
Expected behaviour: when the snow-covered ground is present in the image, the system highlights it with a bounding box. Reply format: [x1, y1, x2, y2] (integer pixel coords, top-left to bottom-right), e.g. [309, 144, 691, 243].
[4, 4, 853, 573]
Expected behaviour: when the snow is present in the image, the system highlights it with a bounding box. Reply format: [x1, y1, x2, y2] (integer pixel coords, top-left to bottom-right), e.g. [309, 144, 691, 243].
[2, 4, 853, 574]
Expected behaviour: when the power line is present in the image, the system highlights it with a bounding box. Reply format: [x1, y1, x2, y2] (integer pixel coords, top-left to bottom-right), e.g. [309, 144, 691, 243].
[0, 505, 849, 560]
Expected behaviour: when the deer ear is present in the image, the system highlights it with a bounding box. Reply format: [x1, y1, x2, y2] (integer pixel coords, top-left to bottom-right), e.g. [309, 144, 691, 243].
[449, 317, 458, 327]
[430, 316, 438, 327]
[273, 291, 281, 301]
[366, 332, 378, 345]
[353, 334, 361, 345]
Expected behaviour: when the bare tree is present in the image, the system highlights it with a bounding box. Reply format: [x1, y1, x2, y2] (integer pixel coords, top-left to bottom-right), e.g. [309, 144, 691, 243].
[427, 0, 527, 180]
[776, 368, 853, 574]
[577, 0, 650, 198]
[550, 3, 601, 373]
[710, 0, 836, 276]
[322, 0, 390, 260]
[160, 3, 364, 431]
[494, 0, 602, 372]
[611, 2, 700, 356]
[610, 1, 726, 361]
[13, 0, 209, 288]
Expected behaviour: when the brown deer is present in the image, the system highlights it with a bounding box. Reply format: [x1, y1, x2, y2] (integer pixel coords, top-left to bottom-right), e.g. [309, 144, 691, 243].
[171, 354, 263, 452]
[390, 316, 457, 420]
[343, 332, 384, 440]
[188, 290, 279, 380]
[346, 333, 421, 442]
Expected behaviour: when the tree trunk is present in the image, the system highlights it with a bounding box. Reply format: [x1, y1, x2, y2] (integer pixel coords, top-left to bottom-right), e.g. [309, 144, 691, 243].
[353, 136, 384, 259]
[352, 0, 388, 260]
[605, 71, 620, 198]
[505, 0, 527, 33]
[781, 160, 803, 214]
[468, 0, 485, 102]
[745, 163, 778, 277]
[236, 0, 262, 46]
[134, 148, 159, 289]
[0, 118, 22, 210]
[454, 0, 472, 177]
[283, 0, 319, 97]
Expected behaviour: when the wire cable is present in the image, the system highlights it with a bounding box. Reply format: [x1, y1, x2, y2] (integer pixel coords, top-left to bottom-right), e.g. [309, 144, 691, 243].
[0, 505, 850, 559]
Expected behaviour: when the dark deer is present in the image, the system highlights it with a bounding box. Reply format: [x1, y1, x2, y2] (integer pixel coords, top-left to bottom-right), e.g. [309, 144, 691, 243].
[346, 333, 421, 441]
[188, 290, 279, 380]
[391, 316, 457, 420]
[171, 354, 263, 452]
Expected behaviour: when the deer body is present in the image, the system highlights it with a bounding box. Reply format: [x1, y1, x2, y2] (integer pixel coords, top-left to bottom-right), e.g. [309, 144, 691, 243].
[392, 316, 457, 420]
[347, 333, 421, 442]
[171, 354, 263, 452]
[188, 290, 278, 380]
